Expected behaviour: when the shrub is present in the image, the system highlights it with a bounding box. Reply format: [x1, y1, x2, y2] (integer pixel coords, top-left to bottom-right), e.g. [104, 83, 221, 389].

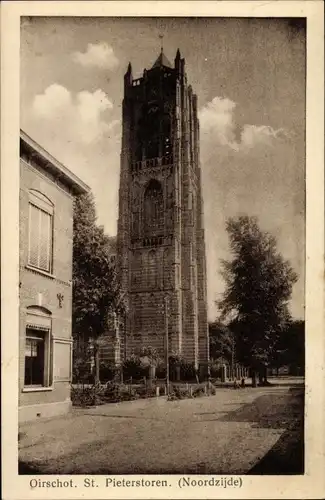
[180, 361, 197, 381]
[135, 386, 157, 399]
[155, 361, 166, 379]
[210, 363, 221, 379]
[71, 382, 103, 407]
[167, 385, 192, 401]
[103, 382, 139, 402]
[192, 386, 205, 398]
[72, 355, 94, 384]
[99, 361, 116, 382]
[123, 355, 148, 380]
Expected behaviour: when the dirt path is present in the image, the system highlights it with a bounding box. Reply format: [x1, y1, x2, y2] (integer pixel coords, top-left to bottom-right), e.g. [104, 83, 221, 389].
[19, 385, 304, 475]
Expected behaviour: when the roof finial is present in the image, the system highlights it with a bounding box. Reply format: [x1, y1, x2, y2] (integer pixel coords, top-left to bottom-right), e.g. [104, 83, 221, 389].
[159, 34, 164, 53]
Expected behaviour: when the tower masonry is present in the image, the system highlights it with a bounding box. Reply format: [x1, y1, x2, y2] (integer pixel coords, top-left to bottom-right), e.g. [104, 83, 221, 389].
[117, 49, 209, 374]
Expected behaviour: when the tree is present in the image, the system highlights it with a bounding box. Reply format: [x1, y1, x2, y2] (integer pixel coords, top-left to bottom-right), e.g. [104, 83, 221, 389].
[217, 215, 298, 386]
[272, 319, 305, 375]
[72, 192, 126, 383]
[209, 321, 234, 364]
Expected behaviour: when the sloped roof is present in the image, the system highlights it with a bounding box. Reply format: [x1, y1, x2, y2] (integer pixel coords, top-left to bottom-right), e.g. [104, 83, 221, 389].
[151, 50, 173, 69]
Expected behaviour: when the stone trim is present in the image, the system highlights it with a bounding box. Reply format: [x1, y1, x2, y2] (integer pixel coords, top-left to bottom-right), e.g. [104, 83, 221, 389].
[22, 265, 71, 287]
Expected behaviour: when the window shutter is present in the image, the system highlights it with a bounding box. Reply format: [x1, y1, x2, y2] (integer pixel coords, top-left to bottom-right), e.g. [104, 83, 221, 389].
[39, 210, 51, 271]
[28, 203, 53, 272]
[29, 204, 40, 267]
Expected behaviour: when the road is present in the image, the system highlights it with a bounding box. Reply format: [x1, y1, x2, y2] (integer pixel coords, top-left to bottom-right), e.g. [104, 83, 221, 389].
[19, 383, 304, 475]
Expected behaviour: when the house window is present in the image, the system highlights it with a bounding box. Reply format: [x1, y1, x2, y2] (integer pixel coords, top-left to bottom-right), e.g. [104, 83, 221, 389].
[24, 328, 50, 387]
[28, 191, 53, 273]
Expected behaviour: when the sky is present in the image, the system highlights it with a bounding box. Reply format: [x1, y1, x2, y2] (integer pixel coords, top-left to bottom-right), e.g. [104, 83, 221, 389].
[20, 17, 306, 321]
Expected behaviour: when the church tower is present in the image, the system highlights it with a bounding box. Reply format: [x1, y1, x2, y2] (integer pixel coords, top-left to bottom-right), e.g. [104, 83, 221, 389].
[117, 49, 209, 374]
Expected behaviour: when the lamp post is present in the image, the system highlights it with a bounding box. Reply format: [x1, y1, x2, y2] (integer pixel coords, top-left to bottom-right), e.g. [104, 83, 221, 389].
[164, 295, 169, 395]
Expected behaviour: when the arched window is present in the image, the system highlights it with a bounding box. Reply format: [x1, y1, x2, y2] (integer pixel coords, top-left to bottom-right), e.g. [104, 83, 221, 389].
[143, 179, 164, 236]
[147, 250, 157, 289]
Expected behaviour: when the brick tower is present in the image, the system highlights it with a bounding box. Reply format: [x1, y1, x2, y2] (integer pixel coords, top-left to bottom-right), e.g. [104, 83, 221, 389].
[117, 49, 209, 374]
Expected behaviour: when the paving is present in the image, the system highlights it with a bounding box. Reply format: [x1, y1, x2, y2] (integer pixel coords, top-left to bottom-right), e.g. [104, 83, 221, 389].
[19, 382, 304, 475]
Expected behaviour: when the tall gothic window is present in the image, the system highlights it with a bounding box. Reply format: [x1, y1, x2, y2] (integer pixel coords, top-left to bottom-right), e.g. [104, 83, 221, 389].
[143, 179, 164, 236]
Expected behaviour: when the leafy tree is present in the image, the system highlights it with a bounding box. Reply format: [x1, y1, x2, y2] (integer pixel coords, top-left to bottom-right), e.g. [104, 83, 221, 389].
[209, 321, 234, 364]
[72, 192, 126, 383]
[272, 319, 305, 375]
[217, 215, 298, 386]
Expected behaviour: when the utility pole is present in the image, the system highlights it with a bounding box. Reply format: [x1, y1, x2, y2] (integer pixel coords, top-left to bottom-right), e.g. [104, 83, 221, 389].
[165, 295, 169, 395]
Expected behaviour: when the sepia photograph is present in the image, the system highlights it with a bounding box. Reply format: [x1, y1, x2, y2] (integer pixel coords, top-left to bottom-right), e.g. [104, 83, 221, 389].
[1, 2, 324, 499]
[18, 14, 306, 475]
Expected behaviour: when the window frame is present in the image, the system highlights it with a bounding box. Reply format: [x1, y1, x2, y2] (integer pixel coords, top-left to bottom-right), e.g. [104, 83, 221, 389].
[27, 190, 54, 274]
[24, 327, 52, 389]
[23, 308, 53, 391]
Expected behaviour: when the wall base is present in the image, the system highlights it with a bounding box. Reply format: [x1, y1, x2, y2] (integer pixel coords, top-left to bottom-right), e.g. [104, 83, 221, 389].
[19, 399, 72, 423]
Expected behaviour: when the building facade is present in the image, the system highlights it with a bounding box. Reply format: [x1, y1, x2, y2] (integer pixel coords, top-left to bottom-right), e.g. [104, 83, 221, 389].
[117, 49, 209, 374]
[19, 130, 89, 422]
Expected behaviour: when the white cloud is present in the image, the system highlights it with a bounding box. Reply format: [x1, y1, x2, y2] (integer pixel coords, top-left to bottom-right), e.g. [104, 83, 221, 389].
[32, 84, 114, 145]
[241, 125, 291, 149]
[33, 84, 71, 119]
[199, 97, 238, 150]
[199, 96, 291, 153]
[72, 42, 119, 70]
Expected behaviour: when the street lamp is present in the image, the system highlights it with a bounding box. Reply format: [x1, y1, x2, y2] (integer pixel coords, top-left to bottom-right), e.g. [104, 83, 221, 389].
[164, 295, 170, 395]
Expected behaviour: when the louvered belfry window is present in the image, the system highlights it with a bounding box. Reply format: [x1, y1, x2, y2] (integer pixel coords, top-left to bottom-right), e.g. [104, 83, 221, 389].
[28, 191, 54, 273]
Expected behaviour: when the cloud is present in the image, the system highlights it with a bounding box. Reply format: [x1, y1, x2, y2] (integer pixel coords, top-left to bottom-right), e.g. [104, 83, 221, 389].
[32, 84, 114, 145]
[198, 97, 238, 150]
[241, 125, 291, 149]
[199, 96, 291, 153]
[72, 42, 119, 70]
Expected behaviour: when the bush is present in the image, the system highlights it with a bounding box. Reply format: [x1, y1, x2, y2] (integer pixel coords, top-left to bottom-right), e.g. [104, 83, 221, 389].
[155, 362, 166, 379]
[192, 386, 205, 398]
[99, 361, 116, 382]
[210, 363, 222, 379]
[71, 383, 103, 407]
[123, 355, 148, 380]
[103, 382, 139, 402]
[72, 355, 94, 384]
[167, 385, 192, 401]
[135, 386, 157, 399]
[180, 361, 197, 381]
